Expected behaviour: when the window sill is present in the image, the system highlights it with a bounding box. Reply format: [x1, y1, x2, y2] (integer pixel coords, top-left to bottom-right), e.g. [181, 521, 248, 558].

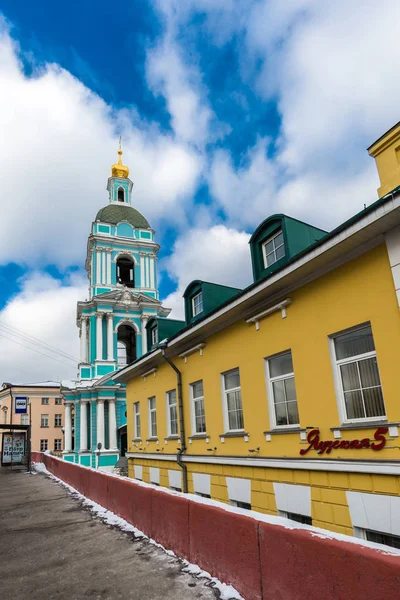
[219, 431, 249, 439]
[188, 434, 209, 440]
[133, 438, 142, 442]
[331, 420, 396, 431]
[264, 427, 306, 435]
[165, 435, 180, 440]
[146, 437, 158, 442]
[40, 426, 49, 428]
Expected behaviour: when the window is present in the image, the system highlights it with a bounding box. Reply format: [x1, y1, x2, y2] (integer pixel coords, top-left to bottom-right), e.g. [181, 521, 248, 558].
[40, 439, 48, 451]
[267, 351, 299, 427]
[167, 390, 178, 436]
[148, 397, 157, 438]
[222, 368, 244, 431]
[151, 327, 158, 346]
[117, 187, 125, 202]
[133, 402, 141, 439]
[41, 414, 49, 428]
[191, 380, 206, 434]
[116, 256, 134, 288]
[262, 230, 285, 268]
[54, 439, 62, 452]
[55, 397, 62, 405]
[332, 324, 385, 421]
[365, 530, 400, 550]
[281, 511, 312, 525]
[54, 414, 62, 427]
[41, 397, 49, 405]
[192, 292, 203, 317]
[170, 486, 181, 492]
[117, 324, 136, 366]
[229, 500, 251, 510]
[196, 492, 211, 499]
[21, 414, 29, 425]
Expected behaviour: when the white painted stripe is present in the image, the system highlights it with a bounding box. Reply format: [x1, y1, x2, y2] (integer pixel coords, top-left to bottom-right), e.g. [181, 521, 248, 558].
[125, 452, 400, 475]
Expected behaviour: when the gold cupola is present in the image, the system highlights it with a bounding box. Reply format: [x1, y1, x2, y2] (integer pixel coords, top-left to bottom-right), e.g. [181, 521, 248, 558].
[111, 140, 130, 179]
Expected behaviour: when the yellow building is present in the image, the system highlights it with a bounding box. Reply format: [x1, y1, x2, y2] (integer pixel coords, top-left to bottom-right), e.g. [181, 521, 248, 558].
[115, 124, 400, 550]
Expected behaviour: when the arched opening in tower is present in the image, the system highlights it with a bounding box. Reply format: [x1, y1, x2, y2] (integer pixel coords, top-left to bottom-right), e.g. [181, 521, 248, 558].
[117, 187, 125, 202]
[117, 324, 136, 367]
[117, 256, 135, 288]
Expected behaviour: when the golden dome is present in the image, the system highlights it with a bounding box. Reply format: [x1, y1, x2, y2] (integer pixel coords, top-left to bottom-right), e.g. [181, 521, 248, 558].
[111, 144, 130, 178]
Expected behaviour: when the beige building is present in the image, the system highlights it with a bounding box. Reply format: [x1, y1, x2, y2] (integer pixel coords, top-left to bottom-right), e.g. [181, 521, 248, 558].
[0, 382, 64, 455]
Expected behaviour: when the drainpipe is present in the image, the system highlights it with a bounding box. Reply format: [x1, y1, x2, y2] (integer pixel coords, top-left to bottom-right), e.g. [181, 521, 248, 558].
[160, 346, 188, 493]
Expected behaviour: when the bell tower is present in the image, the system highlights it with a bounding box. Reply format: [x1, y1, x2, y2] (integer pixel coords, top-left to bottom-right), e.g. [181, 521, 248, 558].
[62, 143, 170, 470]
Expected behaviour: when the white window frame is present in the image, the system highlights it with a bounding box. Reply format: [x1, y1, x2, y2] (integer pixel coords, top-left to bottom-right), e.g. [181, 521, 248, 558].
[54, 414, 62, 427]
[151, 327, 158, 346]
[262, 230, 285, 269]
[190, 380, 207, 435]
[41, 397, 49, 405]
[54, 439, 62, 452]
[329, 324, 386, 424]
[192, 292, 203, 317]
[221, 368, 244, 433]
[148, 396, 157, 438]
[265, 350, 299, 429]
[55, 397, 62, 405]
[166, 389, 178, 436]
[40, 439, 48, 451]
[133, 402, 141, 439]
[41, 414, 49, 428]
[20, 414, 29, 425]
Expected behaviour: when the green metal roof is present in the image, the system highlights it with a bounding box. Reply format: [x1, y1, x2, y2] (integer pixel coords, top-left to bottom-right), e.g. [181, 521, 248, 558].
[96, 204, 150, 229]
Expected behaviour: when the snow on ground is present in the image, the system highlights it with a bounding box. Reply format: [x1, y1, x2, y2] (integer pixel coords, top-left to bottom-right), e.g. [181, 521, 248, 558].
[32, 461, 243, 600]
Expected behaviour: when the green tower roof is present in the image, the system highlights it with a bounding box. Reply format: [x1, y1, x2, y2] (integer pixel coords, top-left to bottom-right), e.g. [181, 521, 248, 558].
[96, 204, 150, 229]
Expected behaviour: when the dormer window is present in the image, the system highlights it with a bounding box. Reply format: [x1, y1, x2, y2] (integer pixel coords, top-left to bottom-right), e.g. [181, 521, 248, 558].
[117, 187, 125, 202]
[192, 292, 203, 317]
[262, 230, 285, 268]
[151, 327, 158, 346]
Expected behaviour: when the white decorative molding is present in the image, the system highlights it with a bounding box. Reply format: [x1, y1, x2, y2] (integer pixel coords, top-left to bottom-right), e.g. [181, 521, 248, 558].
[179, 343, 206, 363]
[274, 482, 311, 517]
[246, 298, 292, 330]
[141, 367, 157, 379]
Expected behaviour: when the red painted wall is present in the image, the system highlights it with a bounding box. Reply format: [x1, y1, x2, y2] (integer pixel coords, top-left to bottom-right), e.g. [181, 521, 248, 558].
[33, 454, 400, 600]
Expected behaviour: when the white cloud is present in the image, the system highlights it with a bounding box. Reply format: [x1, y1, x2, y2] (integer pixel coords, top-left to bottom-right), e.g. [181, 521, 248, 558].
[0, 272, 86, 383]
[0, 18, 202, 269]
[162, 224, 252, 319]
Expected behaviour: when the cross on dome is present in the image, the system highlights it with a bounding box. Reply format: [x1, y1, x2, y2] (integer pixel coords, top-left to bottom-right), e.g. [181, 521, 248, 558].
[111, 137, 130, 178]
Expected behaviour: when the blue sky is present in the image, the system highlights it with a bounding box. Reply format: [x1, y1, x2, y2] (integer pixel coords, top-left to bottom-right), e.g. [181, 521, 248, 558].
[1, 0, 400, 381]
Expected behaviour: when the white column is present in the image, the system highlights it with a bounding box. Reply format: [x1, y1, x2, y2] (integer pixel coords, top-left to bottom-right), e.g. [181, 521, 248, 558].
[64, 404, 72, 452]
[102, 250, 106, 284]
[96, 399, 105, 448]
[141, 315, 148, 356]
[146, 255, 150, 288]
[96, 312, 103, 361]
[80, 401, 88, 451]
[150, 254, 155, 289]
[107, 250, 112, 284]
[107, 313, 114, 361]
[140, 253, 145, 288]
[96, 248, 101, 285]
[108, 399, 117, 450]
[80, 318, 88, 363]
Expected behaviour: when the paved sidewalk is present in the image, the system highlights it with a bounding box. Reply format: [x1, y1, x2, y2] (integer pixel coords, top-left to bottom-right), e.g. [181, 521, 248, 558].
[0, 467, 219, 600]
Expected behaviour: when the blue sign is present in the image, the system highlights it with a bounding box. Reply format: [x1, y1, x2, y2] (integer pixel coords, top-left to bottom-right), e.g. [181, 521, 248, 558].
[15, 397, 28, 414]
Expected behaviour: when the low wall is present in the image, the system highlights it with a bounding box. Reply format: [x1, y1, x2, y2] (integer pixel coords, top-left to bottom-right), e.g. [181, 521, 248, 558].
[31, 452, 400, 600]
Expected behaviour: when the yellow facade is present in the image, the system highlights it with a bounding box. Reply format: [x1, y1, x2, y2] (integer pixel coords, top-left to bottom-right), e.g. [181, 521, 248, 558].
[121, 242, 400, 539]
[368, 121, 400, 197]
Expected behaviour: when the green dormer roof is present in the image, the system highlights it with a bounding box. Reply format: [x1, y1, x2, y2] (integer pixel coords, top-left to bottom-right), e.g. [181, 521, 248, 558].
[96, 204, 150, 229]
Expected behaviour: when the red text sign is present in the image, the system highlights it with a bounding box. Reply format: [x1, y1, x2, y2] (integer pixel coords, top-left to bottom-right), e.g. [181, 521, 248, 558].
[299, 427, 388, 455]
